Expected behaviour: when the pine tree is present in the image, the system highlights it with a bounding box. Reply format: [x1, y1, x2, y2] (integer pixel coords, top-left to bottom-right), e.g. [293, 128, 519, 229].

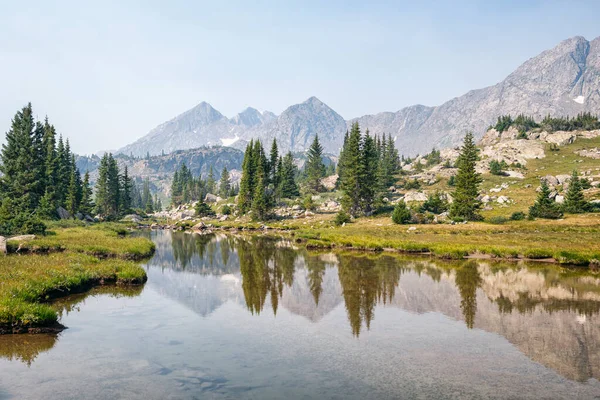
[359, 130, 378, 215]
[450, 132, 482, 221]
[65, 167, 81, 217]
[238, 140, 256, 213]
[80, 171, 94, 216]
[251, 160, 269, 221]
[269, 139, 279, 187]
[529, 180, 563, 219]
[340, 122, 362, 216]
[120, 165, 133, 213]
[563, 170, 588, 213]
[106, 154, 120, 217]
[305, 134, 326, 193]
[206, 165, 216, 194]
[0, 103, 43, 213]
[219, 167, 231, 198]
[278, 152, 299, 198]
[142, 178, 153, 214]
[41, 119, 58, 210]
[95, 154, 109, 215]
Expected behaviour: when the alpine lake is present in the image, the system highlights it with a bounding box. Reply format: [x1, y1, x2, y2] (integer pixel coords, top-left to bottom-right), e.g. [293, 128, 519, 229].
[1, 230, 600, 399]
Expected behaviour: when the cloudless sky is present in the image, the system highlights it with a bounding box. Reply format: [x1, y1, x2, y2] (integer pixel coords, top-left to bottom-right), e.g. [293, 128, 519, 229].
[0, 0, 599, 154]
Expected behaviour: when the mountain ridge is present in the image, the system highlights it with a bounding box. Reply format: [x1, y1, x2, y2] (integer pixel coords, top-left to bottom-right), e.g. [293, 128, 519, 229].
[118, 35, 600, 157]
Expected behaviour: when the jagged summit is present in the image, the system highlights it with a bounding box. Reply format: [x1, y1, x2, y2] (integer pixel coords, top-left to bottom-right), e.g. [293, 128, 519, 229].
[119, 36, 600, 157]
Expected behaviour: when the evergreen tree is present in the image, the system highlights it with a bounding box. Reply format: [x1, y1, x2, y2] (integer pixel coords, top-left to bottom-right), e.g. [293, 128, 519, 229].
[95, 154, 109, 215]
[269, 139, 279, 187]
[359, 130, 378, 215]
[278, 152, 299, 198]
[529, 180, 563, 219]
[305, 134, 326, 193]
[65, 167, 80, 216]
[120, 165, 133, 213]
[563, 170, 588, 213]
[142, 178, 153, 214]
[340, 122, 362, 216]
[0, 103, 43, 212]
[238, 140, 256, 213]
[251, 161, 269, 220]
[219, 167, 231, 198]
[106, 154, 120, 217]
[80, 171, 94, 215]
[206, 165, 216, 194]
[450, 132, 482, 221]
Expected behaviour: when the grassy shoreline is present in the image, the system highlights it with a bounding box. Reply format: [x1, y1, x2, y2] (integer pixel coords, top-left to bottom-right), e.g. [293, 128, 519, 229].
[0, 223, 155, 334]
[181, 212, 600, 266]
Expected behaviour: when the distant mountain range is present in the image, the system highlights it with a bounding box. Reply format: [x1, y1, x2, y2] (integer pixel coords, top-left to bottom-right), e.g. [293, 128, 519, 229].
[118, 36, 600, 157]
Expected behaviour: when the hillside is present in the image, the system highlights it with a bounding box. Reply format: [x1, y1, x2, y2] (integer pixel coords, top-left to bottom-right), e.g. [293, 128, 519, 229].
[76, 146, 245, 198]
[118, 36, 600, 157]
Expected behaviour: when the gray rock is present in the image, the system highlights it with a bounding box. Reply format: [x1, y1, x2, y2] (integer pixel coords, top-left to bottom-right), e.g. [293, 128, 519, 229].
[0, 236, 6, 254]
[555, 195, 565, 204]
[204, 193, 220, 203]
[57, 207, 71, 220]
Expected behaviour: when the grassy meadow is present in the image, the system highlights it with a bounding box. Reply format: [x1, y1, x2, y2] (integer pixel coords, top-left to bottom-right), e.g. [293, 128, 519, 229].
[0, 223, 154, 333]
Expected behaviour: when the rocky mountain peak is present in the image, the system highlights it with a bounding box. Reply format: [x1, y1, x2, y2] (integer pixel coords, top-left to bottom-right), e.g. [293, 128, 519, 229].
[119, 36, 600, 158]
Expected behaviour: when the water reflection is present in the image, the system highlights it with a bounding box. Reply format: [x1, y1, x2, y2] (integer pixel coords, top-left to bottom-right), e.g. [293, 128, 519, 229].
[146, 231, 600, 382]
[0, 286, 145, 366]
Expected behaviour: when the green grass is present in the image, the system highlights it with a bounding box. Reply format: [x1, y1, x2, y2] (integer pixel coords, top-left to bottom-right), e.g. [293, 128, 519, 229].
[0, 223, 153, 333]
[9, 223, 155, 260]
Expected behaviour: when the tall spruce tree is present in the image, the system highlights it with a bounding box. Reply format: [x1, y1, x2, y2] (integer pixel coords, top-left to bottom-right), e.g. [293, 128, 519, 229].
[278, 152, 299, 198]
[120, 165, 133, 213]
[563, 170, 588, 213]
[238, 140, 256, 213]
[219, 167, 231, 198]
[359, 130, 378, 215]
[142, 178, 153, 213]
[529, 180, 563, 219]
[340, 122, 362, 216]
[450, 132, 482, 221]
[269, 139, 279, 187]
[305, 134, 326, 193]
[0, 103, 43, 213]
[206, 166, 216, 194]
[80, 171, 94, 216]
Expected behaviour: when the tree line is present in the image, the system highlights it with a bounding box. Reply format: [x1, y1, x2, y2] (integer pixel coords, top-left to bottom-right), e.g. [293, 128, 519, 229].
[170, 163, 239, 207]
[493, 112, 600, 134]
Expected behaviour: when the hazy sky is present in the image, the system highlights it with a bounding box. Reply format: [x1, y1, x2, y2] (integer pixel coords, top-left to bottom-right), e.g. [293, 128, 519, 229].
[0, 0, 599, 154]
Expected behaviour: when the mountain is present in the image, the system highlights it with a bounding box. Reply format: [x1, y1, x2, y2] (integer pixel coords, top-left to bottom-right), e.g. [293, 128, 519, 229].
[353, 36, 600, 155]
[77, 146, 244, 199]
[119, 36, 600, 157]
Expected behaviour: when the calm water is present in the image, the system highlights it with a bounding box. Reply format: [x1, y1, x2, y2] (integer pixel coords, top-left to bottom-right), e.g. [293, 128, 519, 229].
[1, 231, 600, 399]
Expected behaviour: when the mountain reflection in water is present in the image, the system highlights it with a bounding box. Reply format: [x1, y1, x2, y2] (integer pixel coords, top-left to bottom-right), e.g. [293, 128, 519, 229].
[146, 231, 600, 382]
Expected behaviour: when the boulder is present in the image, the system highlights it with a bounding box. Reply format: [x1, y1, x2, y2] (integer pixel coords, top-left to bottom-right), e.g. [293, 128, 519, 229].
[539, 131, 577, 146]
[84, 214, 95, 222]
[496, 196, 510, 204]
[0, 236, 6, 254]
[555, 195, 565, 204]
[8, 234, 36, 242]
[192, 222, 206, 230]
[403, 191, 428, 202]
[75, 212, 84, 220]
[556, 174, 571, 185]
[543, 175, 559, 186]
[56, 207, 71, 220]
[219, 215, 228, 222]
[481, 195, 491, 204]
[204, 193, 221, 203]
[320, 174, 338, 190]
[122, 214, 142, 223]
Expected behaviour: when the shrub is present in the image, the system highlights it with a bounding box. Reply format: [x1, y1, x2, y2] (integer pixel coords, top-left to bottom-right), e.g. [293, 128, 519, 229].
[448, 175, 456, 187]
[404, 178, 421, 190]
[221, 205, 232, 215]
[420, 191, 448, 214]
[510, 211, 526, 221]
[391, 202, 412, 224]
[303, 195, 317, 211]
[334, 211, 351, 226]
[488, 216, 508, 224]
[195, 201, 215, 217]
[489, 160, 508, 176]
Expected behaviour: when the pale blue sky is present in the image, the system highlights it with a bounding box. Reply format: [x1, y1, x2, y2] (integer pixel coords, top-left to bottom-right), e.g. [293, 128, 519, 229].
[0, 0, 598, 154]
